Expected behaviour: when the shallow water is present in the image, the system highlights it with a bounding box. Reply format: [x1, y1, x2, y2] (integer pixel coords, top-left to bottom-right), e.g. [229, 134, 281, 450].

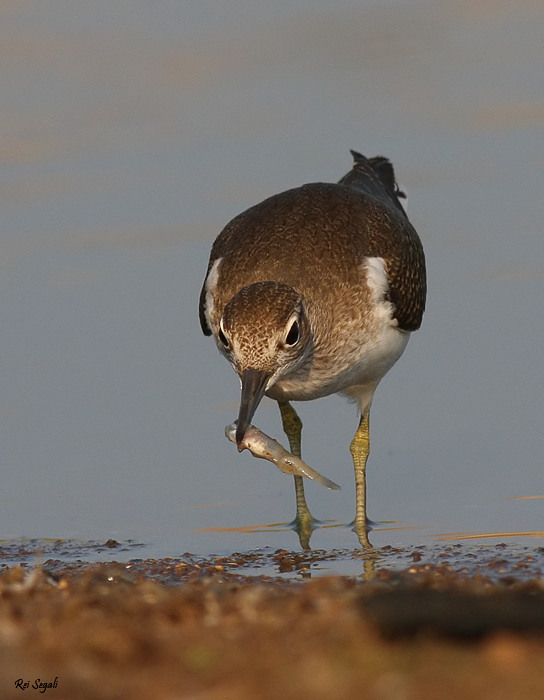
[1, 1, 543, 565]
[2, 538, 544, 585]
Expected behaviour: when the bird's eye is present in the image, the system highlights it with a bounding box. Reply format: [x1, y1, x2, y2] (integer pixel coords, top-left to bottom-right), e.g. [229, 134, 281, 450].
[218, 322, 229, 348]
[284, 319, 300, 346]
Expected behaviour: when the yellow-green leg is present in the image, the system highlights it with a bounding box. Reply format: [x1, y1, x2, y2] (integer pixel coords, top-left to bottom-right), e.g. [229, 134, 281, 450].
[351, 412, 372, 548]
[278, 400, 315, 549]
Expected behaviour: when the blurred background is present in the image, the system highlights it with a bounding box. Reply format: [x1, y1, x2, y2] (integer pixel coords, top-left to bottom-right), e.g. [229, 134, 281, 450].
[1, 0, 543, 558]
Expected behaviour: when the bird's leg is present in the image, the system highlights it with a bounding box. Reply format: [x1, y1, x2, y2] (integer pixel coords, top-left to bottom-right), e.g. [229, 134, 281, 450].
[351, 412, 372, 548]
[278, 400, 315, 549]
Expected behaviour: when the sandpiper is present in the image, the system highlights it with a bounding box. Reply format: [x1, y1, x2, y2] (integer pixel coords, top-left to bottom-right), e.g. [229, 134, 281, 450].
[199, 150, 426, 548]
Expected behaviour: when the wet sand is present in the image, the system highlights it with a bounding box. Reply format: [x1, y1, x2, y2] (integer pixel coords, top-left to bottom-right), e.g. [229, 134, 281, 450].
[1, 543, 544, 699]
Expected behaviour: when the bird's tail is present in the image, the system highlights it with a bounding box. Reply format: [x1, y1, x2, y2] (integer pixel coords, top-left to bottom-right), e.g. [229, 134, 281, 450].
[338, 150, 407, 215]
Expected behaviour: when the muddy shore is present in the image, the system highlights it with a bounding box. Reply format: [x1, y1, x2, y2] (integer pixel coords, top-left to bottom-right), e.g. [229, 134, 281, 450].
[0, 541, 543, 699]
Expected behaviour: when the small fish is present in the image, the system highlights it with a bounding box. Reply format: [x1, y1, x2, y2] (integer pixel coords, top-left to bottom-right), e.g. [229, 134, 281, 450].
[225, 423, 340, 490]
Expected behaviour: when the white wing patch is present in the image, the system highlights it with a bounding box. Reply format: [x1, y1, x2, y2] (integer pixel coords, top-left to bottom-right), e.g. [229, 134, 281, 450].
[364, 256, 388, 299]
[364, 256, 397, 326]
[203, 257, 222, 330]
[337, 256, 409, 412]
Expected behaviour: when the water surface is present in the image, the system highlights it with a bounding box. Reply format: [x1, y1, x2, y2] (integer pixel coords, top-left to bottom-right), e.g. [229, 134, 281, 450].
[1, 1, 543, 561]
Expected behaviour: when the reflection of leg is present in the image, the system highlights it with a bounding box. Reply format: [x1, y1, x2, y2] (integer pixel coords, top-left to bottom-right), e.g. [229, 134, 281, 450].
[351, 412, 371, 548]
[278, 401, 314, 549]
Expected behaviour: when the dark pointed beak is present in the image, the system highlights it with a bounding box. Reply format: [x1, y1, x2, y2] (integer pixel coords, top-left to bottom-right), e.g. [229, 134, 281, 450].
[235, 368, 269, 447]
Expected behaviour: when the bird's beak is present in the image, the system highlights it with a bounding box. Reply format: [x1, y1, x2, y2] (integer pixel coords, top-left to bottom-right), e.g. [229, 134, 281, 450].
[235, 368, 269, 447]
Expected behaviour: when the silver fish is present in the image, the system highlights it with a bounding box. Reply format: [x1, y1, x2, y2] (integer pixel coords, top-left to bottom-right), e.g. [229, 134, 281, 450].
[225, 423, 340, 490]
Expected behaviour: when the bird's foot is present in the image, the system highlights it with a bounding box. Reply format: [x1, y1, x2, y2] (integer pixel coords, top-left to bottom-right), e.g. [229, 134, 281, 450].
[287, 510, 320, 550]
[347, 517, 375, 549]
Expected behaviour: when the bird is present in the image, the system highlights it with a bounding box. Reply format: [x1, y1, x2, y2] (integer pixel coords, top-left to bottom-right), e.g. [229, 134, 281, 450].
[199, 150, 426, 548]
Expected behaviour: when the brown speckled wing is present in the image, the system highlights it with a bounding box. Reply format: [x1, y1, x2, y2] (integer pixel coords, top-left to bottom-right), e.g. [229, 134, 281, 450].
[200, 151, 426, 335]
[338, 152, 426, 331]
[382, 233, 426, 332]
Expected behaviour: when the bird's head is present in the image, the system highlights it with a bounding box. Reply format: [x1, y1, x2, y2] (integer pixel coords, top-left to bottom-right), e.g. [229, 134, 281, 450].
[216, 281, 309, 446]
